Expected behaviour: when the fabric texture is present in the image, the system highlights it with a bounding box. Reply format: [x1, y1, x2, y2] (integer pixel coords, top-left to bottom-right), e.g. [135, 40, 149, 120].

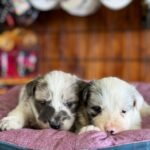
[98, 141, 150, 150]
[0, 83, 149, 150]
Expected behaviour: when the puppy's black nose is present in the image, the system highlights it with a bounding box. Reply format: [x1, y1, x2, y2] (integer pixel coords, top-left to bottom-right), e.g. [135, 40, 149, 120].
[49, 121, 60, 129]
[107, 130, 115, 135]
[110, 130, 114, 135]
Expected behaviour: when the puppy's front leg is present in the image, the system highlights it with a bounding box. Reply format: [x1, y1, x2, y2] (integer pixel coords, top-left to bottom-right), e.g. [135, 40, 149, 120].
[79, 125, 101, 134]
[0, 102, 32, 131]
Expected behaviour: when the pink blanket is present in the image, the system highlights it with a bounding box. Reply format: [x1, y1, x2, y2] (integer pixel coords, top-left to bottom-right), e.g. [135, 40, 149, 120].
[0, 84, 150, 150]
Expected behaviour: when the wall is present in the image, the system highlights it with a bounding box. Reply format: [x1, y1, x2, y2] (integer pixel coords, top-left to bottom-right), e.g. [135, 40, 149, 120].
[31, 0, 150, 82]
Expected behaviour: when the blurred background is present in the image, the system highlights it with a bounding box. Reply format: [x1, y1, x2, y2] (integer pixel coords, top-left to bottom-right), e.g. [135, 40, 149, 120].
[0, 0, 150, 94]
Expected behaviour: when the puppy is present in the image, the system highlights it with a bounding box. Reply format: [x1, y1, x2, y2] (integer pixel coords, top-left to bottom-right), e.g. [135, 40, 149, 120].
[0, 71, 83, 131]
[76, 77, 150, 134]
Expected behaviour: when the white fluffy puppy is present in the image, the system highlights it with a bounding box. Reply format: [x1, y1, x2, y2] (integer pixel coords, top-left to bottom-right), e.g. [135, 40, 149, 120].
[76, 77, 150, 134]
[0, 71, 83, 131]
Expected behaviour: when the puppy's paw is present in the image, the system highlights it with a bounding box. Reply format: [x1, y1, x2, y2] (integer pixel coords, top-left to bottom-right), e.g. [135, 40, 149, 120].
[0, 116, 23, 131]
[79, 125, 100, 134]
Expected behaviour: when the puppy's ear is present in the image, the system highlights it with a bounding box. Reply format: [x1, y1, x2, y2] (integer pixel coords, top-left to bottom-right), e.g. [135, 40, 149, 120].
[26, 79, 38, 97]
[80, 81, 92, 105]
[132, 85, 150, 116]
[132, 86, 144, 110]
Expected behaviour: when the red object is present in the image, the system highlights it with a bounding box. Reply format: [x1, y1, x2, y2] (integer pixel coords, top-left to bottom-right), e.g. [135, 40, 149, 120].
[0, 48, 38, 77]
[6, 14, 15, 27]
[7, 51, 18, 77]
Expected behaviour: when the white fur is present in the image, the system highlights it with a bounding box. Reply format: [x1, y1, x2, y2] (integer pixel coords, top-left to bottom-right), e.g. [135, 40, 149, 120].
[43, 71, 79, 130]
[0, 71, 80, 131]
[87, 77, 149, 134]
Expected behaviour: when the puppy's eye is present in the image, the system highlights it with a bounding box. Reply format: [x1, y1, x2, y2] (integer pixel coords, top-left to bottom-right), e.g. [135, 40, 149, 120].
[65, 102, 76, 108]
[91, 106, 102, 113]
[121, 110, 126, 114]
[39, 101, 46, 105]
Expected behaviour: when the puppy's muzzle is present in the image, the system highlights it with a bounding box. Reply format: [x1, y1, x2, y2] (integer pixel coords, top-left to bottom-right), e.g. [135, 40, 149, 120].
[38, 106, 61, 129]
[38, 105, 55, 123]
[38, 106, 70, 130]
[49, 120, 60, 129]
[49, 111, 70, 130]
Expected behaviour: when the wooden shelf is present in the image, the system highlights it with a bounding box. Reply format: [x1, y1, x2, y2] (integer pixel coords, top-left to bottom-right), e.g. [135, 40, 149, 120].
[0, 77, 33, 85]
[0, 77, 33, 95]
[0, 88, 7, 95]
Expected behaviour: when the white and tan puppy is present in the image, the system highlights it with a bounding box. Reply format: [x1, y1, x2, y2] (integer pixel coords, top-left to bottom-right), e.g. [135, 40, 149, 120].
[77, 77, 150, 134]
[0, 71, 84, 131]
